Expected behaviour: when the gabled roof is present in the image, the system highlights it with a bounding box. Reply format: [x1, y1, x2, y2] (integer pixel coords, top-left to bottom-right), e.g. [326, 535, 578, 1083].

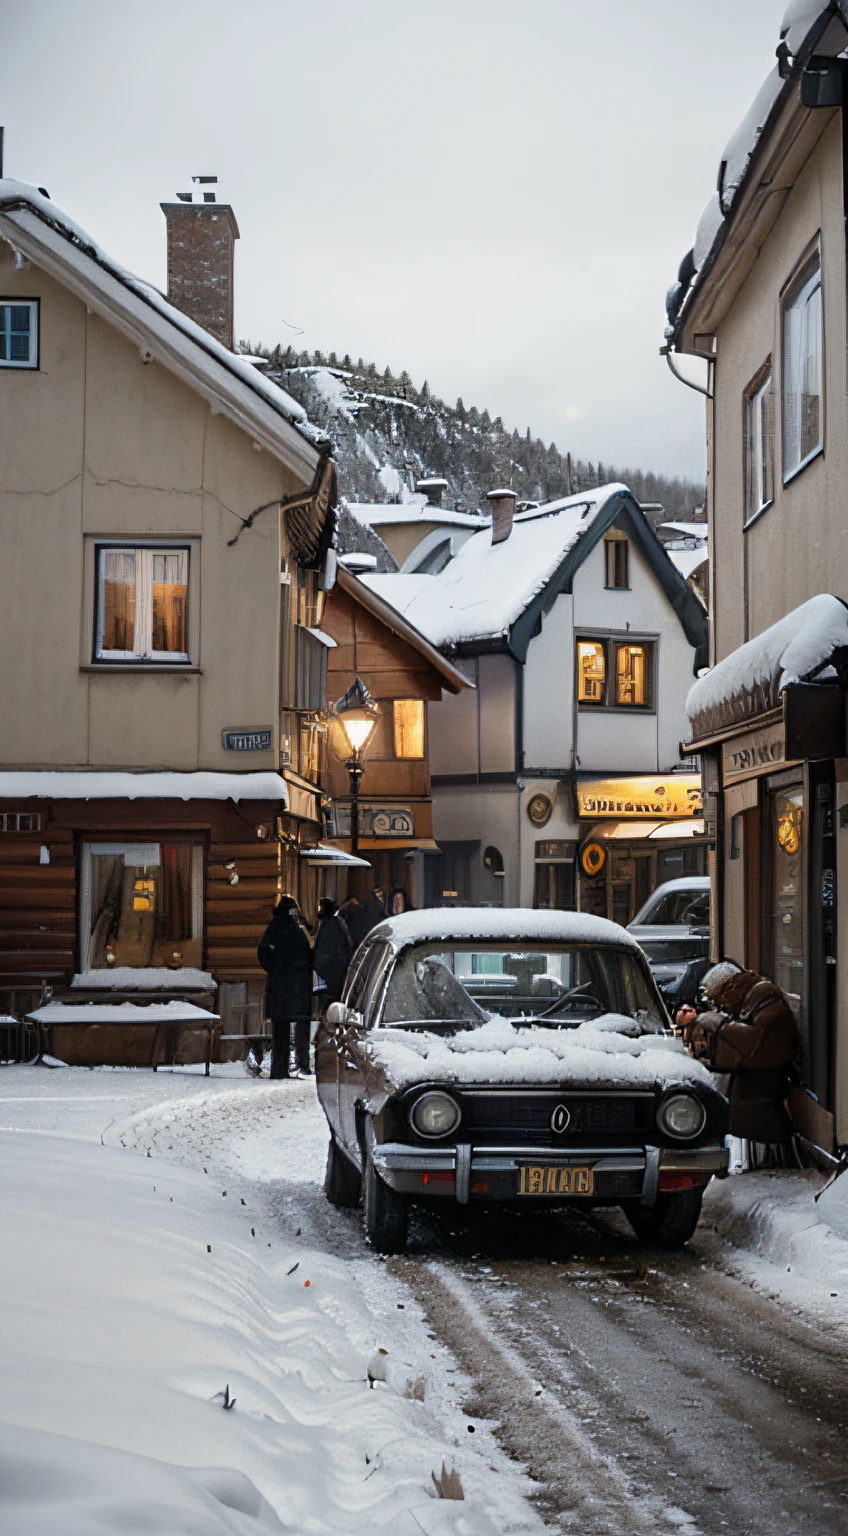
[333, 565, 473, 694]
[0, 180, 327, 484]
[346, 496, 487, 531]
[362, 486, 708, 668]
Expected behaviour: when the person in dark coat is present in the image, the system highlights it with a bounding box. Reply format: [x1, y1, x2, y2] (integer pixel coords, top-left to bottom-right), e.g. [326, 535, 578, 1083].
[313, 897, 353, 1007]
[338, 894, 370, 951]
[679, 961, 800, 1151]
[257, 896, 312, 1078]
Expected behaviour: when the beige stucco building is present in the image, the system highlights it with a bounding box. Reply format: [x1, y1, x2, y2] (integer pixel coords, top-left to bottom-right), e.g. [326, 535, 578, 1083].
[0, 178, 336, 1033]
[667, 2, 848, 1147]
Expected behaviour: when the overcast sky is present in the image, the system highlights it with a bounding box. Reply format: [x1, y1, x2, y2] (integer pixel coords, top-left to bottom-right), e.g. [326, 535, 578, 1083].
[5, 0, 786, 481]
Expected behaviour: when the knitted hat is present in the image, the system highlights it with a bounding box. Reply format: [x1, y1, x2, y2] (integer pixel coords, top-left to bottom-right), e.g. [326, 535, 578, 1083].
[700, 960, 742, 999]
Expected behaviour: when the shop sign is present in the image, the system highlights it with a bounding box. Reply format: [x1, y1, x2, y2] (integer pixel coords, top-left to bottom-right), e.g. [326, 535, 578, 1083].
[372, 807, 414, 837]
[721, 722, 791, 785]
[222, 728, 272, 752]
[576, 775, 702, 819]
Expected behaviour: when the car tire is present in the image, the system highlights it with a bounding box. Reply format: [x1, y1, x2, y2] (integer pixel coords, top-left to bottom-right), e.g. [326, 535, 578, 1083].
[623, 1185, 704, 1248]
[324, 1135, 362, 1208]
[362, 1137, 408, 1254]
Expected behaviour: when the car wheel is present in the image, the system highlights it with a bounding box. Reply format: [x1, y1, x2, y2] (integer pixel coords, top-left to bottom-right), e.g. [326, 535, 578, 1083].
[623, 1185, 704, 1248]
[362, 1137, 408, 1254]
[324, 1135, 362, 1208]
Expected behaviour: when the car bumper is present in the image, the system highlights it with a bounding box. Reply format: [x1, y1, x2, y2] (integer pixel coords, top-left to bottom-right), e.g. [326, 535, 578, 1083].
[371, 1142, 729, 1205]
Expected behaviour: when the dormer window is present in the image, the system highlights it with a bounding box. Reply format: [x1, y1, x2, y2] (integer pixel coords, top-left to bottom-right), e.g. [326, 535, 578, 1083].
[0, 300, 39, 369]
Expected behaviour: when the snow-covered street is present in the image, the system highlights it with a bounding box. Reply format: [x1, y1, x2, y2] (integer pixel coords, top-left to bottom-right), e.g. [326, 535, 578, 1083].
[3, 1065, 848, 1535]
[0, 1065, 540, 1535]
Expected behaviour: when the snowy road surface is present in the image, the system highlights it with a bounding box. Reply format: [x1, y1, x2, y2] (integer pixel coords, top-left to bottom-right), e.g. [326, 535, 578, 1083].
[2, 1065, 847, 1535]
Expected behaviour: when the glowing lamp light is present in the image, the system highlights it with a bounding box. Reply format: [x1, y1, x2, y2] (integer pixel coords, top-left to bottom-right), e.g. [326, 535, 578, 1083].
[332, 678, 381, 762]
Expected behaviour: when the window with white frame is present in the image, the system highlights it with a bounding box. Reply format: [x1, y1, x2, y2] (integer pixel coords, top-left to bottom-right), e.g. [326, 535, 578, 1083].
[95, 546, 189, 662]
[782, 254, 823, 479]
[744, 365, 774, 521]
[0, 300, 39, 368]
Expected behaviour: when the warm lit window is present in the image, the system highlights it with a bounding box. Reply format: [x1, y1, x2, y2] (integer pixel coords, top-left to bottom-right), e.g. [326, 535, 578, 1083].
[577, 640, 607, 703]
[393, 699, 425, 758]
[604, 538, 629, 589]
[95, 546, 189, 662]
[744, 366, 774, 520]
[616, 643, 651, 707]
[782, 254, 822, 479]
[82, 841, 203, 970]
[577, 639, 654, 709]
[0, 300, 39, 368]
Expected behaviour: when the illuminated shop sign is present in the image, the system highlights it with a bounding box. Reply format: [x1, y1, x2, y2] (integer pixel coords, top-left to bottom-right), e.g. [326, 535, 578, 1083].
[576, 775, 702, 819]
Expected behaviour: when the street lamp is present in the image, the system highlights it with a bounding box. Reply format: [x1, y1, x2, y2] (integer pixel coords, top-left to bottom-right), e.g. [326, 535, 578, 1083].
[332, 677, 381, 856]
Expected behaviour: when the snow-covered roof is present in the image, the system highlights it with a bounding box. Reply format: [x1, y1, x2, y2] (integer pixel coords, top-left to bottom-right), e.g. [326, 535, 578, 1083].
[667, 546, 708, 581]
[667, 4, 842, 337]
[0, 771, 288, 804]
[687, 593, 848, 736]
[346, 497, 487, 531]
[0, 180, 326, 482]
[361, 488, 616, 649]
[659, 522, 708, 540]
[365, 906, 639, 953]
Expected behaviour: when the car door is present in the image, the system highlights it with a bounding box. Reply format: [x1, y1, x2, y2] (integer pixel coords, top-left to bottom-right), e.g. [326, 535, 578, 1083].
[338, 942, 393, 1159]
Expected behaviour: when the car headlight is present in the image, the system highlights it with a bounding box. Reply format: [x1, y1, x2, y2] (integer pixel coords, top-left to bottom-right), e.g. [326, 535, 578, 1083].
[409, 1091, 461, 1139]
[656, 1093, 707, 1141]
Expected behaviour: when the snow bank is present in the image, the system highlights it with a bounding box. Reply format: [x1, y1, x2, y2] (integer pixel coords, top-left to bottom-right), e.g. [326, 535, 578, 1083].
[72, 967, 216, 990]
[0, 1123, 539, 1535]
[368, 906, 638, 952]
[0, 770, 287, 802]
[701, 1168, 848, 1328]
[687, 593, 848, 722]
[367, 1015, 713, 1090]
[363, 489, 619, 647]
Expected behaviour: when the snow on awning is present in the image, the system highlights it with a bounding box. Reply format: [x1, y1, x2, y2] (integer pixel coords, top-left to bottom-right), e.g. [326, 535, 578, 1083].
[28, 1000, 219, 1023]
[0, 771, 288, 804]
[300, 845, 371, 868]
[687, 594, 848, 740]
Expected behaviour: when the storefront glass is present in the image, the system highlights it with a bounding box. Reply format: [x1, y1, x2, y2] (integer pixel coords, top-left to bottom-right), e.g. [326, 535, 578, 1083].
[767, 778, 806, 1017]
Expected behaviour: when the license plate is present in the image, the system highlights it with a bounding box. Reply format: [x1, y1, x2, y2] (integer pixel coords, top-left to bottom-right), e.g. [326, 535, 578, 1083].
[518, 1164, 594, 1196]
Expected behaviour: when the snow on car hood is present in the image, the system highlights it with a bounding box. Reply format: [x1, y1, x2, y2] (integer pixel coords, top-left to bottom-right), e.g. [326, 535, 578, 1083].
[366, 1014, 713, 1091]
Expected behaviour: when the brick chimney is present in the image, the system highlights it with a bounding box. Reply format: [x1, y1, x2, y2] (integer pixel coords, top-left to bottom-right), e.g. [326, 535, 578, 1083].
[415, 477, 449, 506]
[486, 488, 517, 545]
[160, 176, 240, 350]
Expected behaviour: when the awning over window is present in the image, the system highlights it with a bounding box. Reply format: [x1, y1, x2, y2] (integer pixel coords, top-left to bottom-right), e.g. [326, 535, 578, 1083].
[686, 594, 848, 741]
[583, 818, 705, 843]
[300, 844, 371, 868]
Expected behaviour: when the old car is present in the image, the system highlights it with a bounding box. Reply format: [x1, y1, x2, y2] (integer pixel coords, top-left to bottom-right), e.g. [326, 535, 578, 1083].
[628, 876, 712, 1013]
[314, 909, 728, 1254]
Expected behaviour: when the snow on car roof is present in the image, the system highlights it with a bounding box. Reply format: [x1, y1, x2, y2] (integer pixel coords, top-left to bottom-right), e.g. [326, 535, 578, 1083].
[365, 907, 639, 952]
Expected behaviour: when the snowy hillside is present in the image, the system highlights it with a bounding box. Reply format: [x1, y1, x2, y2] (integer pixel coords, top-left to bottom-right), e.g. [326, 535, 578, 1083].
[240, 343, 705, 517]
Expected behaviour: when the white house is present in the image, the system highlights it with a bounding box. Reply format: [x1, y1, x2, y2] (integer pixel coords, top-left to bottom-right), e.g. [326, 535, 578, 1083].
[362, 486, 708, 918]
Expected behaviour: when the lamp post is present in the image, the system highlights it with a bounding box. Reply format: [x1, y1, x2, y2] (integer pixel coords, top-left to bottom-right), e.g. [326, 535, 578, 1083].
[331, 678, 381, 857]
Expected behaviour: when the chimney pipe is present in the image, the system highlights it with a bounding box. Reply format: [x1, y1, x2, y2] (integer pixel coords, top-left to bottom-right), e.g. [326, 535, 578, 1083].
[160, 176, 240, 350]
[415, 477, 448, 507]
[486, 488, 517, 545]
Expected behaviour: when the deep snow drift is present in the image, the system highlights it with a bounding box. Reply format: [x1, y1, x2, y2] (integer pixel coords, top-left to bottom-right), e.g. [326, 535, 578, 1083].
[0, 1067, 541, 1535]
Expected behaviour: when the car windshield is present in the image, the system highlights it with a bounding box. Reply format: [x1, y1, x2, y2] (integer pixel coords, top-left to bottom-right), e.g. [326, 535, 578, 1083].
[637, 889, 710, 927]
[380, 943, 666, 1033]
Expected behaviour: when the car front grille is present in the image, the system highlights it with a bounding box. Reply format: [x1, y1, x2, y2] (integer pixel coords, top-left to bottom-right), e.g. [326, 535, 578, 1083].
[456, 1090, 655, 1146]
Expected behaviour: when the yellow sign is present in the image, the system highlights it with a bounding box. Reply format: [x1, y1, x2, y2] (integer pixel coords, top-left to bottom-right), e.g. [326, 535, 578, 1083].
[576, 775, 702, 819]
[519, 1165, 595, 1196]
[581, 842, 606, 878]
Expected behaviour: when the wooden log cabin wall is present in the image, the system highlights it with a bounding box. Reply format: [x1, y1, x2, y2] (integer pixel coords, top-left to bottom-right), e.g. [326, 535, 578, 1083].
[0, 796, 285, 1024]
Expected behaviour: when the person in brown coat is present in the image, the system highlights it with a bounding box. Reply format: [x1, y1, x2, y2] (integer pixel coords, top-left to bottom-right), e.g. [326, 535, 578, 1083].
[679, 961, 800, 1145]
